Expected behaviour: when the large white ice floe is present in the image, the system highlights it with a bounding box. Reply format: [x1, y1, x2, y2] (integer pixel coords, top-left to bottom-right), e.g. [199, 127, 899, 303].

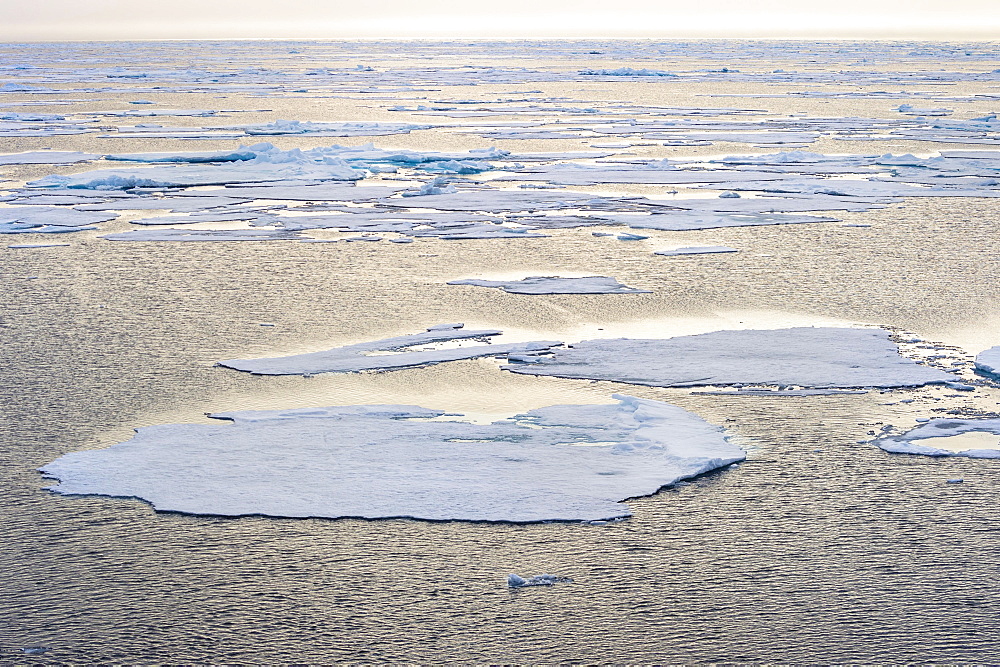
[505, 328, 958, 389]
[447, 276, 651, 294]
[218, 323, 561, 375]
[872, 419, 1000, 458]
[39, 394, 745, 522]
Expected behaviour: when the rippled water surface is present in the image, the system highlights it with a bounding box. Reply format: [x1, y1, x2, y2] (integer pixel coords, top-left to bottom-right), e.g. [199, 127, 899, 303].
[2, 40, 1000, 663]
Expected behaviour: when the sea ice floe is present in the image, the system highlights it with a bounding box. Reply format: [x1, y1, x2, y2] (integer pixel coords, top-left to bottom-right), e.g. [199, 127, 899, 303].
[973, 346, 1000, 377]
[447, 276, 651, 294]
[505, 328, 957, 389]
[236, 120, 431, 136]
[507, 574, 573, 587]
[39, 394, 745, 522]
[0, 207, 117, 234]
[873, 420, 1000, 458]
[100, 229, 303, 241]
[655, 246, 739, 256]
[218, 323, 560, 376]
[0, 151, 99, 165]
[27, 155, 364, 190]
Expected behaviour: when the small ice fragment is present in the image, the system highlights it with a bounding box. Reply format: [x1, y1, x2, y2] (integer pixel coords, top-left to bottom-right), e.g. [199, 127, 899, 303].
[656, 246, 738, 257]
[426, 323, 464, 331]
[616, 233, 648, 241]
[946, 478, 964, 484]
[944, 382, 975, 391]
[916, 418, 930, 423]
[507, 573, 572, 587]
[447, 276, 650, 295]
[259, 323, 275, 327]
[719, 191, 741, 198]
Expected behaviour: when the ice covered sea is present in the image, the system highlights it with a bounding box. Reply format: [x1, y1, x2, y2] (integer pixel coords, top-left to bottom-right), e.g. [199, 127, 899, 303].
[4, 39, 1000, 662]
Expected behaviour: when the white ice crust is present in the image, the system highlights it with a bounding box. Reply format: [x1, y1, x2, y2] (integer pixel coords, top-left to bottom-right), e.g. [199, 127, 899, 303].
[505, 327, 957, 389]
[39, 395, 745, 522]
[974, 346, 1000, 377]
[447, 276, 650, 294]
[873, 419, 1000, 459]
[219, 323, 560, 375]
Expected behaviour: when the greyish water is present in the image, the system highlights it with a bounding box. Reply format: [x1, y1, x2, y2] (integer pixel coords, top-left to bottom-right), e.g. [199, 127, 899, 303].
[2, 40, 1000, 663]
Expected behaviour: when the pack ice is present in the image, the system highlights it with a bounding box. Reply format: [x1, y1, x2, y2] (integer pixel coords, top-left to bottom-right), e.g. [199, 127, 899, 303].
[447, 276, 650, 294]
[505, 328, 957, 389]
[218, 323, 560, 375]
[39, 395, 745, 522]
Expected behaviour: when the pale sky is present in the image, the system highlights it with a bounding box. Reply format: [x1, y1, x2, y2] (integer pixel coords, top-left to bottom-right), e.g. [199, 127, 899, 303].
[2, 0, 998, 41]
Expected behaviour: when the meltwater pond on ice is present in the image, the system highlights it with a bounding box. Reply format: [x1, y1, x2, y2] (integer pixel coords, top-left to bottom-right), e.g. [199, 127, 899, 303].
[39, 395, 744, 522]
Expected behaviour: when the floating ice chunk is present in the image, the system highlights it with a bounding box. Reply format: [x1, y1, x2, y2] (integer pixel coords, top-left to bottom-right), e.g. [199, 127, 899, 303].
[503, 165, 786, 186]
[28, 153, 364, 190]
[100, 229, 303, 242]
[401, 177, 458, 197]
[506, 328, 957, 389]
[105, 149, 257, 163]
[616, 233, 648, 241]
[7, 242, 70, 248]
[507, 573, 572, 587]
[873, 420, 1000, 459]
[602, 211, 838, 231]
[237, 120, 430, 136]
[39, 395, 745, 522]
[0, 206, 117, 233]
[974, 346, 1000, 377]
[0, 150, 99, 165]
[579, 68, 677, 77]
[447, 276, 650, 294]
[219, 323, 561, 376]
[895, 104, 952, 116]
[656, 246, 738, 256]
[381, 190, 599, 212]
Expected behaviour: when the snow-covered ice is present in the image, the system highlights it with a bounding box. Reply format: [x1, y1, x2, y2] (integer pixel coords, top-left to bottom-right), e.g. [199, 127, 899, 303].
[505, 328, 957, 389]
[974, 346, 1000, 377]
[218, 323, 561, 375]
[447, 276, 651, 294]
[39, 394, 745, 522]
[873, 419, 1000, 458]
